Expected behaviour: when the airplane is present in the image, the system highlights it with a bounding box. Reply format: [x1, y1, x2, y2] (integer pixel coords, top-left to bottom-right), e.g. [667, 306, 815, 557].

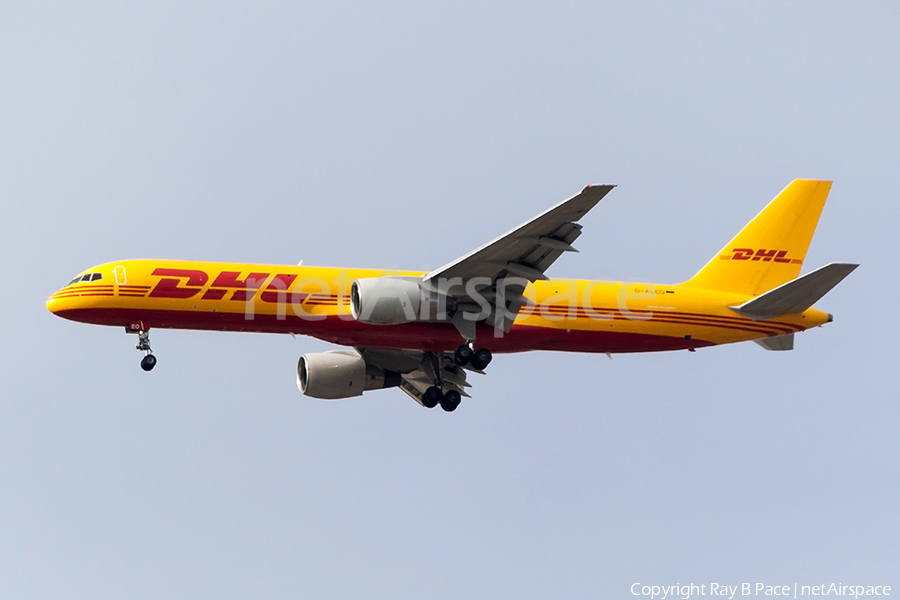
[47, 179, 857, 412]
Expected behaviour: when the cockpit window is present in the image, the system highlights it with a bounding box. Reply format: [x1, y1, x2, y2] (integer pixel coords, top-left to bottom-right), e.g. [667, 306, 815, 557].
[67, 273, 103, 286]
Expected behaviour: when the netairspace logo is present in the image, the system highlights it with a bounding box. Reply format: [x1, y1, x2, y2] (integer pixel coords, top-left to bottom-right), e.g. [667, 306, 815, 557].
[631, 583, 892, 600]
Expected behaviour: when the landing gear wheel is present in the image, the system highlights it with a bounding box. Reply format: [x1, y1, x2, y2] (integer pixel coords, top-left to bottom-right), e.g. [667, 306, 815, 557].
[134, 329, 157, 372]
[440, 390, 461, 412]
[453, 344, 473, 366]
[470, 348, 492, 370]
[140, 354, 157, 372]
[423, 386, 442, 409]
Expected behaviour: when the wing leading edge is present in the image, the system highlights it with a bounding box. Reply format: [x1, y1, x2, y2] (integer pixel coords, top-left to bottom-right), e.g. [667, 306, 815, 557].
[425, 185, 614, 284]
[424, 185, 615, 336]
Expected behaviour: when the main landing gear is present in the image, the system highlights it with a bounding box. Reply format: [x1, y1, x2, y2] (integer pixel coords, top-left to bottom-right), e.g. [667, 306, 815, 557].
[453, 343, 492, 371]
[423, 351, 462, 412]
[135, 330, 157, 372]
[423, 386, 461, 412]
[421, 344, 492, 412]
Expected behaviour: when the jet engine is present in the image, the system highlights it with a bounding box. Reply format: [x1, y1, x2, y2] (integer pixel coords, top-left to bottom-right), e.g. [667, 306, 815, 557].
[350, 277, 457, 325]
[297, 350, 401, 399]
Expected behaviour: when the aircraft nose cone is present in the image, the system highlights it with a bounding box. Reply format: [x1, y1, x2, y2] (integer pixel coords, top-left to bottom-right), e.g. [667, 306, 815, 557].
[47, 292, 61, 314]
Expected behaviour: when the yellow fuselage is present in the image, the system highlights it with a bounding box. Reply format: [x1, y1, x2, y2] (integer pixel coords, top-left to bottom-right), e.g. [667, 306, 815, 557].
[47, 259, 829, 354]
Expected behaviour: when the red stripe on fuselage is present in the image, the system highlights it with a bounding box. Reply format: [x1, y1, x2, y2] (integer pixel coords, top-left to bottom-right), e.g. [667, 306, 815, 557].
[51, 307, 715, 354]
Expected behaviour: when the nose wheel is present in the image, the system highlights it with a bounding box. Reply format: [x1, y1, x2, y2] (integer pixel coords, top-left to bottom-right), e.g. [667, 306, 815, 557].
[140, 354, 157, 371]
[134, 330, 157, 372]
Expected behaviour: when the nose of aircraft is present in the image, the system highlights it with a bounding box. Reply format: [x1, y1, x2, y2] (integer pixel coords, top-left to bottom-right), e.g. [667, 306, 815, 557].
[46, 291, 62, 315]
[47, 267, 119, 323]
[46, 286, 89, 318]
[47, 294, 56, 314]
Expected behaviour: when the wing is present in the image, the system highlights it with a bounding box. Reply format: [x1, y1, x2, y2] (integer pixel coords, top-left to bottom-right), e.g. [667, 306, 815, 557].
[424, 184, 615, 336]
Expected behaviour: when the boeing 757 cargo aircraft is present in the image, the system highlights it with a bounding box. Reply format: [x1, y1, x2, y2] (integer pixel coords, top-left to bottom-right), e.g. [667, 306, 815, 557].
[48, 180, 856, 412]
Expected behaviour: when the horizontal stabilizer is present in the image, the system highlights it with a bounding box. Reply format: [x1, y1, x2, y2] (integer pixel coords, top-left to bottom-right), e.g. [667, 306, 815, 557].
[754, 333, 794, 351]
[732, 262, 858, 320]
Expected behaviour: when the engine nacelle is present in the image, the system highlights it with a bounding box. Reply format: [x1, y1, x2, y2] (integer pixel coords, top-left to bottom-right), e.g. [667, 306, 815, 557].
[297, 350, 400, 399]
[350, 277, 455, 325]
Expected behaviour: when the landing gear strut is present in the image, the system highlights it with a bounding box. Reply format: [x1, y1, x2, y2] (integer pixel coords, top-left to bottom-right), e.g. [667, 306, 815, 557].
[135, 330, 157, 372]
[422, 351, 466, 412]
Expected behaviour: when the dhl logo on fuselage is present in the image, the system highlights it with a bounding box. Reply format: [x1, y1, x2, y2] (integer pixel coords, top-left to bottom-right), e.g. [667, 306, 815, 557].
[719, 248, 803, 264]
[148, 268, 324, 303]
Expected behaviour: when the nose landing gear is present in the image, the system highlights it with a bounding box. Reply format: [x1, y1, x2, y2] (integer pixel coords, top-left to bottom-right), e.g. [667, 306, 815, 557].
[134, 329, 157, 372]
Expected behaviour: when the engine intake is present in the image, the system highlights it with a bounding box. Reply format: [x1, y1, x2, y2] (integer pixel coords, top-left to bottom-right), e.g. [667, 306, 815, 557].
[297, 350, 400, 399]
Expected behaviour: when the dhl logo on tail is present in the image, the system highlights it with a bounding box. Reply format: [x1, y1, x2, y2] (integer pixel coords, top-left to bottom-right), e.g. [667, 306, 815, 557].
[720, 248, 803, 264]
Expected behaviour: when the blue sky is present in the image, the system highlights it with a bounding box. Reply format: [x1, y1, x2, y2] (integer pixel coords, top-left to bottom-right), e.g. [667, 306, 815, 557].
[1, 2, 897, 597]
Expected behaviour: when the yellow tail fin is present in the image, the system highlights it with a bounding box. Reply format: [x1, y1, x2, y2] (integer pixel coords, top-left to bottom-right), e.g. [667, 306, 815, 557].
[686, 179, 832, 296]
